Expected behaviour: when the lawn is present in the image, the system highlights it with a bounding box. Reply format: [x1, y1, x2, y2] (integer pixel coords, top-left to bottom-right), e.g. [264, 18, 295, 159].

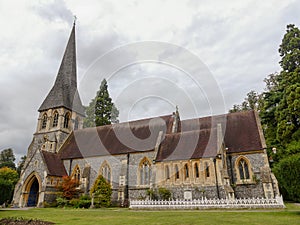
[0, 203, 299, 225]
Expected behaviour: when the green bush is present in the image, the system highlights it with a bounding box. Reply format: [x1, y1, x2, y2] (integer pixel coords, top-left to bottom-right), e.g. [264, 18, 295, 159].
[78, 195, 91, 208]
[90, 175, 112, 207]
[57, 195, 91, 208]
[146, 189, 157, 200]
[0, 179, 14, 205]
[158, 188, 171, 200]
[273, 153, 300, 202]
[146, 188, 172, 200]
[69, 198, 80, 208]
[0, 167, 19, 205]
[56, 197, 69, 207]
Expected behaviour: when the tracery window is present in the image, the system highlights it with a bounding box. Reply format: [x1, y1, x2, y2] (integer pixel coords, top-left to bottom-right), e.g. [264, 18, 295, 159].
[52, 111, 59, 127]
[41, 114, 47, 130]
[139, 159, 151, 185]
[165, 165, 170, 180]
[184, 164, 189, 179]
[194, 163, 199, 178]
[63, 113, 70, 128]
[238, 158, 250, 180]
[175, 165, 180, 180]
[74, 117, 79, 130]
[73, 166, 80, 182]
[205, 162, 210, 178]
[101, 162, 111, 183]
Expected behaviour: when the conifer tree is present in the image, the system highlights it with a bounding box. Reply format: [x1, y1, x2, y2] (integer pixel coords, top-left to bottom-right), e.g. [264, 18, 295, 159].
[0, 148, 16, 170]
[84, 79, 119, 127]
[90, 175, 112, 207]
[275, 24, 300, 143]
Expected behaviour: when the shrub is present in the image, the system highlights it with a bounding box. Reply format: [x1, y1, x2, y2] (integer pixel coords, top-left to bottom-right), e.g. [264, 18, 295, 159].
[69, 198, 80, 208]
[0, 167, 19, 204]
[56, 176, 80, 200]
[146, 189, 157, 200]
[78, 195, 91, 208]
[158, 188, 171, 200]
[147, 188, 172, 200]
[90, 175, 112, 207]
[56, 197, 69, 207]
[273, 153, 300, 202]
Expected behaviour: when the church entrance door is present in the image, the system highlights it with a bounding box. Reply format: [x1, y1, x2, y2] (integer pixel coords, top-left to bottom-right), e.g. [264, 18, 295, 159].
[27, 177, 39, 207]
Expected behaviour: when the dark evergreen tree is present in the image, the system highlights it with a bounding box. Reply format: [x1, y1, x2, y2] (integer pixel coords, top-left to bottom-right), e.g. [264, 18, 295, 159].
[90, 175, 112, 207]
[17, 155, 27, 175]
[276, 24, 300, 144]
[0, 148, 16, 169]
[260, 73, 282, 153]
[229, 90, 261, 113]
[84, 79, 119, 127]
[229, 24, 300, 202]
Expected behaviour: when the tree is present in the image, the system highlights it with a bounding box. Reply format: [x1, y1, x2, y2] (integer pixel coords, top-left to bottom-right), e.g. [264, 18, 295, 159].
[275, 24, 300, 144]
[229, 90, 261, 113]
[111, 103, 119, 124]
[0, 167, 19, 204]
[259, 73, 282, 152]
[17, 155, 27, 175]
[273, 153, 300, 202]
[84, 79, 119, 127]
[56, 176, 80, 200]
[90, 174, 112, 207]
[0, 148, 16, 169]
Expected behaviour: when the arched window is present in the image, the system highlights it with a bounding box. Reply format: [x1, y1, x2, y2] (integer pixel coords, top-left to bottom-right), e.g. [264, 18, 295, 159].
[165, 165, 170, 180]
[41, 114, 47, 130]
[139, 159, 151, 185]
[175, 165, 180, 180]
[194, 163, 199, 178]
[73, 166, 80, 182]
[184, 164, 189, 179]
[63, 113, 70, 128]
[101, 162, 111, 183]
[52, 111, 59, 127]
[74, 117, 79, 130]
[205, 162, 210, 178]
[238, 158, 250, 180]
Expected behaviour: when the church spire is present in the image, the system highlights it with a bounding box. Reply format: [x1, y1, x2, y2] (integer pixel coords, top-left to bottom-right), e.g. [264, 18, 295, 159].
[39, 24, 85, 115]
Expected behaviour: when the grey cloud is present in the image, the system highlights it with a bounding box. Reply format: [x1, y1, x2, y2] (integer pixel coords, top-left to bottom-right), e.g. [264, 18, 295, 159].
[31, 0, 73, 24]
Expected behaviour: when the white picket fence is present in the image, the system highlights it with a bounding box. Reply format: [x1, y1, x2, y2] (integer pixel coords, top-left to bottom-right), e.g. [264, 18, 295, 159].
[129, 195, 285, 209]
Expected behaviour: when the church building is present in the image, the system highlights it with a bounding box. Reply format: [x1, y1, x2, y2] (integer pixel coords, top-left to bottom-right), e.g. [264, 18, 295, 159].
[13, 24, 280, 207]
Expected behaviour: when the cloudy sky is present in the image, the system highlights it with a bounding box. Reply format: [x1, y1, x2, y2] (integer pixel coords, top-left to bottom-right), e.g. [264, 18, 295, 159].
[0, 0, 299, 161]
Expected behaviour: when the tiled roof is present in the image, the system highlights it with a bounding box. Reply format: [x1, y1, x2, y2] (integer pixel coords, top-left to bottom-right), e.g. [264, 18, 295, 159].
[59, 110, 264, 161]
[156, 128, 218, 162]
[180, 110, 264, 153]
[38, 25, 85, 115]
[60, 115, 173, 159]
[41, 151, 67, 176]
[156, 110, 264, 161]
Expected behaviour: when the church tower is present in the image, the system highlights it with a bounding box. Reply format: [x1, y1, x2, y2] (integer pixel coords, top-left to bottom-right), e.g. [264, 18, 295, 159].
[34, 23, 85, 153]
[13, 23, 85, 207]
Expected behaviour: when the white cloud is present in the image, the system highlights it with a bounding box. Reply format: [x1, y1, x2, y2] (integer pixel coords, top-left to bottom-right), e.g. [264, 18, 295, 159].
[0, 0, 299, 161]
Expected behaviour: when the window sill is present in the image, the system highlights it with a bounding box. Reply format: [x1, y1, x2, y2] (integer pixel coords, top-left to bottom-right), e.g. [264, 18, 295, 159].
[236, 180, 256, 185]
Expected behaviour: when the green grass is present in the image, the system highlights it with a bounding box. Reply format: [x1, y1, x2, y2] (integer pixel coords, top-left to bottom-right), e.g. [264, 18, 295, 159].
[0, 203, 299, 225]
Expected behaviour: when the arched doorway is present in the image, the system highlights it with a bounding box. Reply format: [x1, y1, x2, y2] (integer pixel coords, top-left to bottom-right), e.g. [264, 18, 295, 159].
[27, 177, 39, 207]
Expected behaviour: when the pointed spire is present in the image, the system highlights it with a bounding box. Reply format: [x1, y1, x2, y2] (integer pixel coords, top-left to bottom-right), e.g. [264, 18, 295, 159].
[39, 24, 85, 115]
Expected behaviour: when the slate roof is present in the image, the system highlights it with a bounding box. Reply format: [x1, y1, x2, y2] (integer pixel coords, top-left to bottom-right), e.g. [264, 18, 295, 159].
[41, 151, 67, 176]
[60, 115, 174, 159]
[39, 25, 85, 115]
[156, 128, 218, 162]
[59, 110, 265, 162]
[180, 110, 264, 153]
[156, 110, 264, 162]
